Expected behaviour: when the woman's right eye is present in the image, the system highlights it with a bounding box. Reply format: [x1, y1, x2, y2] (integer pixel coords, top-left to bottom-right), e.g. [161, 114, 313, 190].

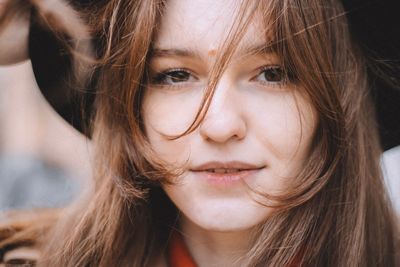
[151, 69, 197, 85]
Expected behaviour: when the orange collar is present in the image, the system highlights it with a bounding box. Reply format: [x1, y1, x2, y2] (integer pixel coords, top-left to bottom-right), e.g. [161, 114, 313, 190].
[167, 230, 197, 267]
[167, 230, 302, 267]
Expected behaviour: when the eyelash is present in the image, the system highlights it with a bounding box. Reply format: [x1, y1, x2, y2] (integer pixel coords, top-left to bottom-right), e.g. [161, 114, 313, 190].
[251, 65, 288, 86]
[150, 66, 289, 87]
[151, 68, 197, 86]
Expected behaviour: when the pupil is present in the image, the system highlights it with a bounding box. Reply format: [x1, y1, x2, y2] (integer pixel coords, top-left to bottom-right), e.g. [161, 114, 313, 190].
[169, 71, 188, 82]
[265, 68, 283, 82]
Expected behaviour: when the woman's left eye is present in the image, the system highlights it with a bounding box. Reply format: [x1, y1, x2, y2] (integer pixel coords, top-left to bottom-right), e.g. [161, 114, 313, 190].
[151, 69, 197, 85]
[253, 66, 286, 84]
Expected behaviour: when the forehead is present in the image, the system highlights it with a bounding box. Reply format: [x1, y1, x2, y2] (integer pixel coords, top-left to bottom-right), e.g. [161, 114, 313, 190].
[154, 0, 268, 55]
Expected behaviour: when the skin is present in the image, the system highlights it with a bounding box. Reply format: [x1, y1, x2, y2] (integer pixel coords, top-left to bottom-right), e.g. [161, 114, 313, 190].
[0, 0, 29, 65]
[0, 0, 316, 266]
[0, 0, 317, 265]
[142, 0, 317, 266]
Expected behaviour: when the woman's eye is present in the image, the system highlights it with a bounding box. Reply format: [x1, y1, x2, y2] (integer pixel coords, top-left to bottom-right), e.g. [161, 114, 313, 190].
[254, 66, 286, 84]
[152, 69, 196, 85]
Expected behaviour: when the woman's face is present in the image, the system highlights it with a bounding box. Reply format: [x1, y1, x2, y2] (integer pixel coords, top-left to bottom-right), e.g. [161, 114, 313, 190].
[142, 0, 317, 232]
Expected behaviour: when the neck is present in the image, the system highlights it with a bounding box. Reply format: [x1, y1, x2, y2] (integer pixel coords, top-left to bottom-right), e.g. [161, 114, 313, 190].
[180, 216, 254, 267]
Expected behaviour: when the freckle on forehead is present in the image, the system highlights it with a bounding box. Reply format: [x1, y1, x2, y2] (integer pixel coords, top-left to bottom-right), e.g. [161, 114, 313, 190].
[208, 49, 217, 57]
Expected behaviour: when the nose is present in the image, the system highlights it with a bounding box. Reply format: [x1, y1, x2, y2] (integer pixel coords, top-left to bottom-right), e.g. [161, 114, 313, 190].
[199, 79, 247, 143]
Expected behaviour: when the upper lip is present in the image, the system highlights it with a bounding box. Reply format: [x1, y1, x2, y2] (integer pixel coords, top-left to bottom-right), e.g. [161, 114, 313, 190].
[190, 161, 265, 172]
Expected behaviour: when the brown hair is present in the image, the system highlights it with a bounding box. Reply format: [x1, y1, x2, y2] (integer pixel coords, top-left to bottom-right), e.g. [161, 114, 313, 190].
[1, 0, 398, 266]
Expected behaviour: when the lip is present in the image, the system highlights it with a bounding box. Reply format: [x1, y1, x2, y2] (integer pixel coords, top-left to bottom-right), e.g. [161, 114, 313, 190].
[190, 161, 265, 185]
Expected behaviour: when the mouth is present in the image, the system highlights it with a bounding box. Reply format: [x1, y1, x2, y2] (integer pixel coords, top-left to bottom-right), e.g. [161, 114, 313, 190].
[191, 161, 264, 171]
[190, 161, 265, 185]
[199, 168, 256, 173]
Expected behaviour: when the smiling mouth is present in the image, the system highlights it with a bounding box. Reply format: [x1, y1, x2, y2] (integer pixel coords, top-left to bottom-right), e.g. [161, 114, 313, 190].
[204, 168, 249, 173]
[190, 161, 265, 185]
[193, 167, 264, 174]
[191, 168, 263, 185]
[191, 161, 265, 172]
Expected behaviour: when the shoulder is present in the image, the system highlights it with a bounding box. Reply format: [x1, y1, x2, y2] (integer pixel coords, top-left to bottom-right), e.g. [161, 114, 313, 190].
[0, 209, 60, 266]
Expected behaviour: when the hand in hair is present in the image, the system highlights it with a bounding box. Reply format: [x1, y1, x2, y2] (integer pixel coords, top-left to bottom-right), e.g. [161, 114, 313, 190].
[0, 0, 29, 65]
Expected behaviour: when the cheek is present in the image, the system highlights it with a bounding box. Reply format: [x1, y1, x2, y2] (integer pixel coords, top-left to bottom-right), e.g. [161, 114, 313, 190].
[142, 88, 203, 165]
[142, 88, 204, 136]
[251, 92, 316, 174]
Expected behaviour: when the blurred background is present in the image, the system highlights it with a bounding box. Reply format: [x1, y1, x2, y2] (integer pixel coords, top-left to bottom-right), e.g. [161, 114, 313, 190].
[0, 61, 92, 212]
[0, 60, 399, 216]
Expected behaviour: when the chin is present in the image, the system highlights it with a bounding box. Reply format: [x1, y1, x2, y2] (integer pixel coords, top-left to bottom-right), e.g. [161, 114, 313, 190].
[194, 219, 257, 233]
[181, 199, 273, 232]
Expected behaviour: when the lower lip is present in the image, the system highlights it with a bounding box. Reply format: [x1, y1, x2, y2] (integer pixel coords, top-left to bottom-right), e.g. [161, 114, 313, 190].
[191, 169, 261, 185]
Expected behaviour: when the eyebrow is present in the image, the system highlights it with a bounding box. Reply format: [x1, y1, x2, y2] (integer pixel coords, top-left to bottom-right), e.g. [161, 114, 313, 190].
[241, 42, 278, 56]
[150, 42, 278, 59]
[151, 48, 201, 59]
